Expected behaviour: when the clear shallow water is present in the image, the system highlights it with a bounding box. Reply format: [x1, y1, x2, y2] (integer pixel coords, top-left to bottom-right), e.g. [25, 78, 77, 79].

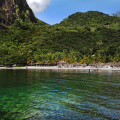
[0, 69, 120, 120]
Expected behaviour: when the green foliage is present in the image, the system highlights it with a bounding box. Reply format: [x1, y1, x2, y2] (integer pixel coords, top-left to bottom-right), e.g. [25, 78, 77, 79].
[60, 11, 120, 29]
[1, 11, 120, 65]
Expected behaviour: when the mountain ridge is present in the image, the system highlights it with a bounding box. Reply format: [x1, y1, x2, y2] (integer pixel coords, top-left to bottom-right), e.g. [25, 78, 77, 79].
[0, 0, 120, 65]
[59, 11, 120, 28]
[0, 0, 37, 27]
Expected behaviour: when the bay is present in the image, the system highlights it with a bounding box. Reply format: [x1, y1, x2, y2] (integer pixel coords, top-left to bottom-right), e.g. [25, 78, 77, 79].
[0, 69, 120, 120]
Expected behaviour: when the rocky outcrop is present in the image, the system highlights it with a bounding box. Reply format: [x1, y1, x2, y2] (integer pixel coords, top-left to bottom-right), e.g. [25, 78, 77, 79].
[0, 0, 37, 27]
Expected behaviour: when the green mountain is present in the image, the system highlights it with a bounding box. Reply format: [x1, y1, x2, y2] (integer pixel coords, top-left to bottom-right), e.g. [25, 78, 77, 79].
[0, 1, 120, 65]
[60, 11, 120, 29]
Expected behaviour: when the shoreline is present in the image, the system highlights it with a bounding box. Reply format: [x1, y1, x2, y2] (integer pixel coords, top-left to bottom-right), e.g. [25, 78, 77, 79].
[0, 66, 120, 71]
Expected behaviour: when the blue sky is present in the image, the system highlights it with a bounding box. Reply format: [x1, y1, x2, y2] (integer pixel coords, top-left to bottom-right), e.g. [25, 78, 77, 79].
[28, 0, 120, 25]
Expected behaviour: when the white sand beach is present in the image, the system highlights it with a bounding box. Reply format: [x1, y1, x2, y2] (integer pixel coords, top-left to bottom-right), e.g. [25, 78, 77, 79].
[0, 66, 120, 71]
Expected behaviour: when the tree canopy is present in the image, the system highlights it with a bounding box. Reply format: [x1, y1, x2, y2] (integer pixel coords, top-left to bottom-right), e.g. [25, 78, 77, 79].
[0, 11, 120, 66]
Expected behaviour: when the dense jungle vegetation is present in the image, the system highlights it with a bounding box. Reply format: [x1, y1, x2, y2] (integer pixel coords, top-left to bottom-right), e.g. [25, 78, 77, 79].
[0, 11, 120, 66]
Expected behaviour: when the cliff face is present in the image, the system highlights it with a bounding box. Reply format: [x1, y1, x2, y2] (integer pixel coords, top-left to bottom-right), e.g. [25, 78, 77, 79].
[0, 0, 37, 26]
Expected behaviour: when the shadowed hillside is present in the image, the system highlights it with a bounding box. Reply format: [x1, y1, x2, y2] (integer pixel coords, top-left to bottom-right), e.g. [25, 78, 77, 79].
[0, 0, 37, 27]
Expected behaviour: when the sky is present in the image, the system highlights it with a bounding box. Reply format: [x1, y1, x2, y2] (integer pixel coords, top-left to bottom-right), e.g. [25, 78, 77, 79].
[26, 0, 120, 25]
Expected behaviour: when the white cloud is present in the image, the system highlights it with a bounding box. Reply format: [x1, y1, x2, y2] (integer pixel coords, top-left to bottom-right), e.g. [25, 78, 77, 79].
[26, 0, 51, 13]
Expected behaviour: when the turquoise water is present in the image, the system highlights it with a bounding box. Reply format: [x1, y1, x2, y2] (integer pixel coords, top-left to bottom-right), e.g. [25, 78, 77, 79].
[0, 69, 120, 120]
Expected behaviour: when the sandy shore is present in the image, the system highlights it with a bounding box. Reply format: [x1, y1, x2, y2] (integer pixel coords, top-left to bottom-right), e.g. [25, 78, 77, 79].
[0, 66, 120, 71]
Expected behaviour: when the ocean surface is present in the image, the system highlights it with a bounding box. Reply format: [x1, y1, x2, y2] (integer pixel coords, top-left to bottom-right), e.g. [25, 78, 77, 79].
[0, 69, 120, 120]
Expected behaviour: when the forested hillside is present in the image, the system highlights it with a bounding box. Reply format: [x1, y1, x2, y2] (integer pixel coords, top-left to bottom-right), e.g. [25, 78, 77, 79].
[1, 10, 120, 66]
[60, 11, 120, 29]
